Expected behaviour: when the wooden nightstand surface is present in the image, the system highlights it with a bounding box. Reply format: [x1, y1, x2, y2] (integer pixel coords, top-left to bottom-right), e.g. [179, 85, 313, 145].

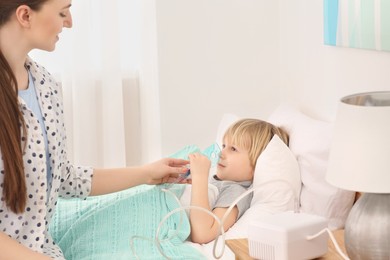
[225, 239, 254, 260]
[225, 229, 346, 260]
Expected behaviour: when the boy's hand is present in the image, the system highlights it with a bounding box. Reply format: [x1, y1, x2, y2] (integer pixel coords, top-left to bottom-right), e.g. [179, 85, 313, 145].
[188, 153, 211, 178]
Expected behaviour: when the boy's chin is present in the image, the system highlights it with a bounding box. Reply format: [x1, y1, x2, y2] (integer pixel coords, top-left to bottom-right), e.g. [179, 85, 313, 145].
[213, 173, 223, 181]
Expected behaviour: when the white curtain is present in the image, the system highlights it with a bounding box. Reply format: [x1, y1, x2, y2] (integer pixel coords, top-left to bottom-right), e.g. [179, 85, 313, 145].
[30, 0, 162, 168]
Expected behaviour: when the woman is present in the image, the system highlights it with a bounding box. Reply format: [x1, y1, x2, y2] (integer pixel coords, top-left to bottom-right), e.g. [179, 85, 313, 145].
[0, 1, 188, 259]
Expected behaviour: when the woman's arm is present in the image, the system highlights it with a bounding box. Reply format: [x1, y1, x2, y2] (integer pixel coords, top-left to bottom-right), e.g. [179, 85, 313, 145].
[90, 157, 189, 196]
[189, 153, 239, 244]
[0, 232, 51, 260]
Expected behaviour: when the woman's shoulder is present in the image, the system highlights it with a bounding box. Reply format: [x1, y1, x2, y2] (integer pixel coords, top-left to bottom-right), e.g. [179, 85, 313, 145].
[25, 56, 61, 91]
[25, 56, 52, 76]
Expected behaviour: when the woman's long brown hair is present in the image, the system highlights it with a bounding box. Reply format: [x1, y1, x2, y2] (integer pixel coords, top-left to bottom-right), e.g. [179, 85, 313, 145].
[0, 51, 27, 214]
[0, 0, 49, 214]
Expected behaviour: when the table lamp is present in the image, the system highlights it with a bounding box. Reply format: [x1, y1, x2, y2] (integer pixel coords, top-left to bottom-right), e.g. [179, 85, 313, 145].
[326, 91, 390, 259]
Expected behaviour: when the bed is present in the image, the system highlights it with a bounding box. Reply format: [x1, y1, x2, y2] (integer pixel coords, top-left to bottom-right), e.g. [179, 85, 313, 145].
[49, 105, 356, 259]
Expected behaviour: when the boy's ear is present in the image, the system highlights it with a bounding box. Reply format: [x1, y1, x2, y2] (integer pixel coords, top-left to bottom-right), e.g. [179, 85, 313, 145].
[15, 5, 33, 28]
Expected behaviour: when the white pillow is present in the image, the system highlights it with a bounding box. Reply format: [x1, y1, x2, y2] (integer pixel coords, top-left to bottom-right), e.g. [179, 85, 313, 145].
[267, 104, 355, 229]
[250, 135, 301, 212]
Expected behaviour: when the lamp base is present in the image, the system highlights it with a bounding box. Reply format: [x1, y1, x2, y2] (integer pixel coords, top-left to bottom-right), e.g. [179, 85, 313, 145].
[345, 193, 390, 259]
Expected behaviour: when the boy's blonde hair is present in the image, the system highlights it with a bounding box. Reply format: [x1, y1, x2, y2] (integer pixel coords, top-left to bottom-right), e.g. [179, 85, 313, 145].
[223, 119, 289, 168]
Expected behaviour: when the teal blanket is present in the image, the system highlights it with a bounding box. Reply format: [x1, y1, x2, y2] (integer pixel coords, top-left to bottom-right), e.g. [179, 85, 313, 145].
[49, 185, 205, 260]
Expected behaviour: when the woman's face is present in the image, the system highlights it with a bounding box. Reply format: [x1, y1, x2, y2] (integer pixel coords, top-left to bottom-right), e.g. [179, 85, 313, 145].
[216, 138, 254, 182]
[28, 0, 72, 51]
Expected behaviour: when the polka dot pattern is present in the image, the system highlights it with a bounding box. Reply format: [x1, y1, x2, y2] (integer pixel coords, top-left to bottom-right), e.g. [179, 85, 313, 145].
[0, 57, 93, 258]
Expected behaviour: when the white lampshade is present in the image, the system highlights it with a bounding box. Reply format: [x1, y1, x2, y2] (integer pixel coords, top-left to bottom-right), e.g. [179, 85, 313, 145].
[326, 91, 390, 193]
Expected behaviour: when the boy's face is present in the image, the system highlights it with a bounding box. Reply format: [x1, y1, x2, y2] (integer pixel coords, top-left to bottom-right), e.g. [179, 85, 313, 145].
[216, 139, 254, 182]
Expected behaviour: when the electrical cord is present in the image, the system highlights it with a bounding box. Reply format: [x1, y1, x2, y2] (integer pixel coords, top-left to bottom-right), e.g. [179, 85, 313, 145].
[158, 180, 297, 259]
[155, 204, 225, 259]
[129, 188, 225, 259]
[130, 179, 302, 259]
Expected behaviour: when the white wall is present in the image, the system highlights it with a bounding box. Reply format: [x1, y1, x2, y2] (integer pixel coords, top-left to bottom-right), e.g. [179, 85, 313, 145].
[156, 0, 390, 156]
[279, 0, 390, 121]
[156, 0, 281, 156]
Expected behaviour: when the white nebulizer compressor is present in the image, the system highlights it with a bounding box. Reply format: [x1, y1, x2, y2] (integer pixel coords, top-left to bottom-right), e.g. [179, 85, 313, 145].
[248, 211, 329, 260]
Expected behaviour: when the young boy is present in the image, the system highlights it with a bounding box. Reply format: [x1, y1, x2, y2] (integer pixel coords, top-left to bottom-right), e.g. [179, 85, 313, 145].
[189, 118, 289, 243]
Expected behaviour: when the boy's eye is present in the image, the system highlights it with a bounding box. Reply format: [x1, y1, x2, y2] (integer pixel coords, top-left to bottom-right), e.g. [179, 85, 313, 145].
[222, 144, 226, 149]
[60, 13, 66, 17]
[230, 147, 237, 152]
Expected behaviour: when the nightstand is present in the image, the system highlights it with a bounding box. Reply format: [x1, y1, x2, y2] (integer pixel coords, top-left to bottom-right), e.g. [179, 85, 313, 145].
[225, 229, 346, 260]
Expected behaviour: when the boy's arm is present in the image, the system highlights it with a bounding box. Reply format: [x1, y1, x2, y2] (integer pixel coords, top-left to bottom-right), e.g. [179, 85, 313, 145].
[190, 196, 239, 243]
[189, 153, 238, 244]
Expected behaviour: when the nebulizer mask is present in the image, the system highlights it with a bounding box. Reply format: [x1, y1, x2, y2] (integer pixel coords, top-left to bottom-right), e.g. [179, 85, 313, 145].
[166, 143, 221, 187]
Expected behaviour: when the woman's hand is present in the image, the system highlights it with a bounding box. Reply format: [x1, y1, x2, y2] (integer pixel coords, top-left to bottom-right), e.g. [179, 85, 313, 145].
[188, 153, 211, 179]
[0, 232, 52, 260]
[91, 158, 189, 195]
[143, 157, 190, 185]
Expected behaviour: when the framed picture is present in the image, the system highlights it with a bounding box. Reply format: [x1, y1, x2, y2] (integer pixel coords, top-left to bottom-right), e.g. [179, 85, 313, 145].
[324, 0, 390, 52]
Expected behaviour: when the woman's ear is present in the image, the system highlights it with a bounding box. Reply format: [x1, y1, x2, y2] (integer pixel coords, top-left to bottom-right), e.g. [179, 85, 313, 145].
[15, 5, 32, 28]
